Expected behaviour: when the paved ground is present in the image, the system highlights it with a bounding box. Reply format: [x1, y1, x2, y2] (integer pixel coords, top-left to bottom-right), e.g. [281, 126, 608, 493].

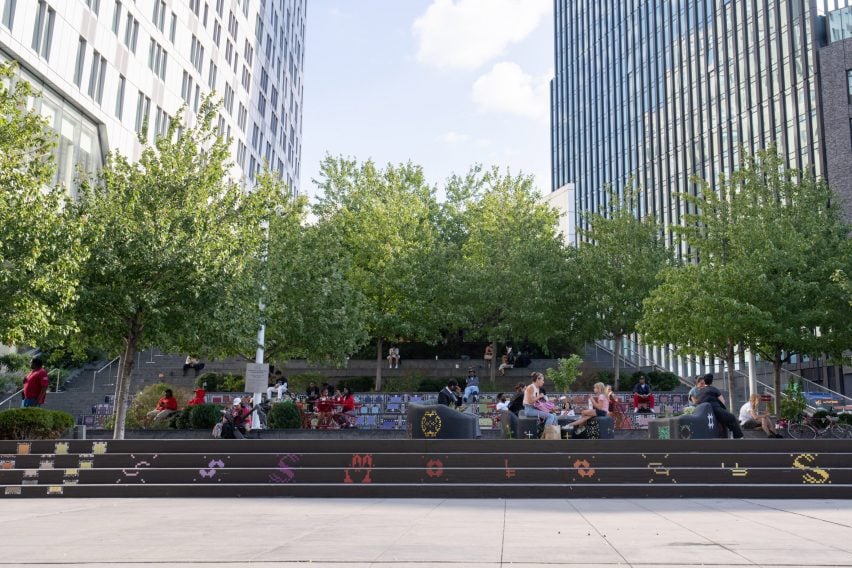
[2, 498, 851, 567]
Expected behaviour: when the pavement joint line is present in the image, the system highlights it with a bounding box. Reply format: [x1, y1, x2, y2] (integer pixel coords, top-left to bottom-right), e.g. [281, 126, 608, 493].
[566, 498, 632, 566]
[741, 498, 852, 530]
[499, 499, 507, 566]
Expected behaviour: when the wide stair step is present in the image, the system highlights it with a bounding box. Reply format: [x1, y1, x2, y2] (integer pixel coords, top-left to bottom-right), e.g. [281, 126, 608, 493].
[1, 439, 850, 498]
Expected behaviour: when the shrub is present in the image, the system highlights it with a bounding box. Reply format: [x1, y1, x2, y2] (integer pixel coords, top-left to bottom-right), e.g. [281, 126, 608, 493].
[336, 376, 373, 393]
[547, 355, 583, 393]
[189, 404, 223, 429]
[0, 408, 75, 440]
[174, 408, 192, 429]
[0, 353, 31, 373]
[0, 372, 24, 393]
[780, 380, 808, 422]
[196, 372, 245, 392]
[416, 378, 446, 393]
[267, 401, 301, 429]
[125, 382, 192, 429]
[837, 413, 852, 426]
[381, 372, 429, 392]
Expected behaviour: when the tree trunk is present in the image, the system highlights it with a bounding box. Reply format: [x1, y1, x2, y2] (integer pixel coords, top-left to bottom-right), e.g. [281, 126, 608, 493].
[112, 325, 140, 440]
[773, 353, 782, 416]
[725, 340, 736, 411]
[613, 334, 621, 390]
[375, 338, 383, 392]
[489, 339, 497, 386]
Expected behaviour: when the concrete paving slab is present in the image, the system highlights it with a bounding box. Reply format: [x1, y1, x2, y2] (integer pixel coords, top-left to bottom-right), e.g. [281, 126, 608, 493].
[1, 498, 851, 566]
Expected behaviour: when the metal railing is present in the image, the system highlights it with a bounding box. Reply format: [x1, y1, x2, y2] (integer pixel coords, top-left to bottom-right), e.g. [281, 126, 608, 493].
[0, 388, 23, 410]
[92, 356, 121, 393]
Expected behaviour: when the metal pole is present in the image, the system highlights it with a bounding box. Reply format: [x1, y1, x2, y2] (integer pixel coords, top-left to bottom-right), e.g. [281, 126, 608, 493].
[747, 349, 757, 397]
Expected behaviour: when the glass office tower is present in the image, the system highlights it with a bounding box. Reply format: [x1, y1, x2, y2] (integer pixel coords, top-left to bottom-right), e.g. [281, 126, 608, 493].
[551, 0, 852, 249]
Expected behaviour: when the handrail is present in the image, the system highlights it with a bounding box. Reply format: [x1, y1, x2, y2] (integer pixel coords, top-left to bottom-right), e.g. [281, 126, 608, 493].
[92, 356, 121, 393]
[1, 388, 23, 409]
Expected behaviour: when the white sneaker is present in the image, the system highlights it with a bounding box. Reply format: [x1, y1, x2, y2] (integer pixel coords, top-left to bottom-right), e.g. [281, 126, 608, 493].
[561, 424, 574, 431]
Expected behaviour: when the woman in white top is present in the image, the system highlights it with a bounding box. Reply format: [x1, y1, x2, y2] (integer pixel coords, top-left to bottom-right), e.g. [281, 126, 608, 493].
[739, 393, 782, 438]
[522, 373, 557, 426]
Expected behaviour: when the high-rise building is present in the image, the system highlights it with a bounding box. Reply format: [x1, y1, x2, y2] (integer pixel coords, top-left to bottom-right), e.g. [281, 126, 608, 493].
[0, 0, 305, 195]
[551, 0, 852, 246]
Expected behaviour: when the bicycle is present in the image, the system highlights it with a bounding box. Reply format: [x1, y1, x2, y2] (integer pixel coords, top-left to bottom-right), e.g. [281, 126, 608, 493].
[786, 414, 846, 439]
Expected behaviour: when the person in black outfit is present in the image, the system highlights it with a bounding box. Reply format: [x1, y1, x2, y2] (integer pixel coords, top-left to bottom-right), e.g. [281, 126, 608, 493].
[437, 379, 462, 407]
[697, 374, 743, 439]
[507, 382, 525, 415]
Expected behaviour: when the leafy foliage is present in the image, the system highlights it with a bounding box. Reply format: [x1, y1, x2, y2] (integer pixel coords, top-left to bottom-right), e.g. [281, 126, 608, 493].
[314, 157, 448, 389]
[266, 401, 301, 429]
[0, 408, 74, 440]
[547, 355, 583, 393]
[0, 62, 86, 346]
[124, 382, 191, 430]
[621, 370, 681, 392]
[70, 98, 283, 438]
[0, 353, 31, 373]
[196, 372, 245, 392]
[780, 380, 808, 422]
[188, 403, 223, 429]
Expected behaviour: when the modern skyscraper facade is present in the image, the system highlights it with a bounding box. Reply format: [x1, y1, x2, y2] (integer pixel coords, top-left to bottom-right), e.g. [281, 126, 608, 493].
[0, 0, 305, 195]
[551, 0, 852, 247]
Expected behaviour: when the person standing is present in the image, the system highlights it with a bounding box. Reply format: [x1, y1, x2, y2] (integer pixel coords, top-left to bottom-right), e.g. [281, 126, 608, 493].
[21, 357, 49, 408]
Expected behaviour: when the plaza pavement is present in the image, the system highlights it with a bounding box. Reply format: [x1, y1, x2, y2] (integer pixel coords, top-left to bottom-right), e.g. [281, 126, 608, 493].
[2, 498, 851, 567]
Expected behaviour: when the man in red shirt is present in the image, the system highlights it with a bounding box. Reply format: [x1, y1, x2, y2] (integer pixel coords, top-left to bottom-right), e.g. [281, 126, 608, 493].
[145, 388, 179, 426]
[22, 357, 49, 408]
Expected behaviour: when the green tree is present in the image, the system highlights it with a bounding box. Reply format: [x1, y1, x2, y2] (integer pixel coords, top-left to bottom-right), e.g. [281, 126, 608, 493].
[313, 157, 446, 390]
[0, 62, 86, 345]
[72, 100, 275, 439]
[256, 170, 369, 364]
[726, 152, 851, 413]
[574, 187, 673, 389]
[445, 166, 568, 383]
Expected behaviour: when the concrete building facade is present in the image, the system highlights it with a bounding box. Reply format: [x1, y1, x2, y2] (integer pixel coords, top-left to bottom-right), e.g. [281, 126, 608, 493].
[0, 0, 305, 194]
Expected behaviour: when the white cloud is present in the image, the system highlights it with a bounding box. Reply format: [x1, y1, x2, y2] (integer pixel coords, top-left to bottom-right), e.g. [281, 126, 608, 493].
[413, 0, 551, 70]
[471, 62, 551, 121]
[442, 131, 470, 144]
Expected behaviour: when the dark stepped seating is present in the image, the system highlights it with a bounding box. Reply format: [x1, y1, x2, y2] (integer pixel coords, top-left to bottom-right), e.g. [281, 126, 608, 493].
[1, 439, 850, 498]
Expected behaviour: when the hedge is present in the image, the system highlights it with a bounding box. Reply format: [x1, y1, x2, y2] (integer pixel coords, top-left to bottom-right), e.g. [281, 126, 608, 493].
[0, 408, 75, 440]
[267, 401, 301, 429]
[195, 372, 245, 392]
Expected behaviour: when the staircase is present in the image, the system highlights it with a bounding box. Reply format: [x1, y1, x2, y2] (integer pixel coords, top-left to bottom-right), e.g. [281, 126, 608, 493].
[1, 439, 850, 498]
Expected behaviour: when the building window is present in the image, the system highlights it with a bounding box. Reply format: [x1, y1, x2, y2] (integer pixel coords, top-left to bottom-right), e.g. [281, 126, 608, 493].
[216, 0, 223, 17]
[193, 84, 199, 112]
[73, 37, 86, 87]
[115, 74, 125, 119]
[2, 0, 16, 30]
[31, 0, 55, 60]
[154, 106, 169, 137]
[123, 14, 139, 52]
[111, 0, 121, 33]
[208, 60, 217, 88]
[237, 103, 246, 131]
[169, 12, 176, 42]
[228, 11, 237, 39]
[848, 70, 852, 105]
[190, 35, 204, 72]
[181, 71, 193, 104]
[190, 0, 200, 17]
[213, 20, 221, 45]
[148, 39, 167, 80]
[87, 51, 106, 104]
[152, 0, 165, 31]
[223, 83, 234, 113]
[135, 90, 150, 135]
[85, 0, 100, 15]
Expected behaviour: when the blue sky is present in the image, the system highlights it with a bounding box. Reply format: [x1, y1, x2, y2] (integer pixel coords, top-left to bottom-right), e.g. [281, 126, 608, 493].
[300, 0, 553, 200]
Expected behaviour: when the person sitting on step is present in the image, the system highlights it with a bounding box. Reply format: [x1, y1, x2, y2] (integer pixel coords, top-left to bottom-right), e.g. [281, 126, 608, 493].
[183, 355, 205, 377]
[739, 393, 783, 438]
[145, 389, 179, 426]
[564, 382, 608, 433]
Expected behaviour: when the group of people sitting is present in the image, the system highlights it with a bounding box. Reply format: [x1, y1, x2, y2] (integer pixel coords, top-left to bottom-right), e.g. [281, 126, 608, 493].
[688, 373, 782, 439]
[304, 381, 357, 428]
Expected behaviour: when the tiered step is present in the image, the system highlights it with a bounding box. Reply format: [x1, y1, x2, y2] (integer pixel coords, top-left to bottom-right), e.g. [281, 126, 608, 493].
[1, 439, 850, 498]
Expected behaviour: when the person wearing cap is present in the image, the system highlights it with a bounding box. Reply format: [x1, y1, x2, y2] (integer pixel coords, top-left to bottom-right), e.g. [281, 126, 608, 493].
[145, 389, 179, 426]
[463, 367, 480, 403]
[224, 397, 249, 438]
[632, 374, 654, 412]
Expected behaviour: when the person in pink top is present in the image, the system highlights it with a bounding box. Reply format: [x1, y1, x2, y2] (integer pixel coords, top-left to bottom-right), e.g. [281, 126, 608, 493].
[564, 382, 609, 433]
